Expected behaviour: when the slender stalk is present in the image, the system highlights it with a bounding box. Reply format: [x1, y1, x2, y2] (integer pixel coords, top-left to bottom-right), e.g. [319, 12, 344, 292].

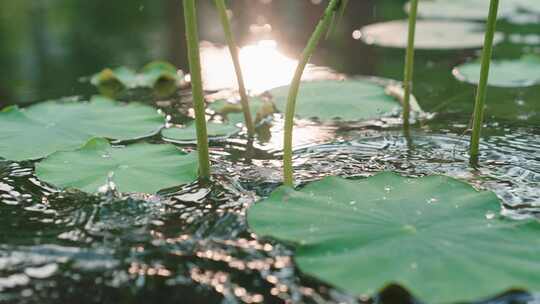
[214, 0, 255, 137]
[283, 0, 341, 187]
[403, 0, 419, 131]
[326, 0, 348, 39]
[184, 0, 211, 181]
[470, 0, 499, 166]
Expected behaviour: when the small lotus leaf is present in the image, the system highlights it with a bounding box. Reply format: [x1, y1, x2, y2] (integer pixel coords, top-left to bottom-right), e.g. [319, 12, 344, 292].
[0, 96, 164, 161]
[269, 80, 400, 121]
[162, 122, 240, 142]
[453, 55, 540, 87]
[360, 20, 504, 50]
[91, 61, 182, 97]
[36, 138, 198, 193]
[248, 172, 540, 303]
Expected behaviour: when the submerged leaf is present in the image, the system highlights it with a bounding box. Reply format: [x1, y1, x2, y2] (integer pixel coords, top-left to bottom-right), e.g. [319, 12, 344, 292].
[36, 138, 198, 193]
[453, 55, 540, 87]
[0, 96, 163, 161]
[360, 20, 504, 50]
[269, 80, 401, 122]
[247, 172, 540, 303]
[162, 122, 240, 142]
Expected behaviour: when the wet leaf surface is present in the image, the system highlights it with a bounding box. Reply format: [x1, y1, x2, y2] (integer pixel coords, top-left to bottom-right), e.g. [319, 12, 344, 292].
[35, 138, 198, 193]
[453, 55, 540, 87]
[269, 80, 401, 122]
[405, 0, 522, 21]
[248, 172, 540, 303]
[360, 20, 504, 49]
[162, 123, 240, 142]
[0, 96, 164, 161]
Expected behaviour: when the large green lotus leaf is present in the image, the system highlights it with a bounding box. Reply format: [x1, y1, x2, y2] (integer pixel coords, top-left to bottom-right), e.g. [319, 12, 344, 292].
[453, 55, 540, 87]
[247, 172, 540, 303]
[0, 96, 164, 161]
[35, 138, 198, 193]
[405, 0, 518, 21]
[269, 80, 400, 121]
[162, 122, 239, 142]
[360, 20, 504, 50]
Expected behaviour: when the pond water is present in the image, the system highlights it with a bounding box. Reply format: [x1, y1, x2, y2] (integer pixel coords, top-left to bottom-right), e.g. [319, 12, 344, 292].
[1, 0, 539, 303]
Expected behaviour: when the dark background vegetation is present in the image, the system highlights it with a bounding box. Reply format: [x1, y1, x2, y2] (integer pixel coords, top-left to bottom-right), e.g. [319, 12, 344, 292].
[0, 0, 406, 107]
[1, 0, 538, 127]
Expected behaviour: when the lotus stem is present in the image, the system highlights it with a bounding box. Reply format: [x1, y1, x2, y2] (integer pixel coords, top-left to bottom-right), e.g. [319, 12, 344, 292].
[326, 0, 348, 39]
[184, 0, 211, 181]
[470, 0, 499, 166]
[403, 0, 419, 131]
[283, 0, 341, 187]
[214, 0, 256, 137]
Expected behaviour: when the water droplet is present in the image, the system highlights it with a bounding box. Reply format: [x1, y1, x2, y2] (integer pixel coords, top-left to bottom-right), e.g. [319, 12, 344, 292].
[485, 211, 496, 220]
[426, 197, 438, 204]
[384, 185, 392, 193]
[101, 153, 111, 159]
[349, 200, 356, 205]
[24, 263, 58, 279]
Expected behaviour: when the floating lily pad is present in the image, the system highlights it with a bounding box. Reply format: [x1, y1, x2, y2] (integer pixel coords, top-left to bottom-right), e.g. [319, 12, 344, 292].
[453, 55, 540, 87]
[91, 61, 183, 97]
[0, 96, 163, 161]
[269, 80, 401, 121]
[247, 172, 540, 303]
[162, 122, 240, 142]
[36, 138, 198, 193]
[511, 0, 540, 15]
[405, 0, 518, 21]
[360, 20, 504, 50]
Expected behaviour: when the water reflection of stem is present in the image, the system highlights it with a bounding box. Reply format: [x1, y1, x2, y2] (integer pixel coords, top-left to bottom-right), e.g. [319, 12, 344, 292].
[184, 0, 211, 181]
[470, 0, 499, 166]
[283, 0, 341, 187]
[214, 0, 255, 137]
[403, 0, 418, 132]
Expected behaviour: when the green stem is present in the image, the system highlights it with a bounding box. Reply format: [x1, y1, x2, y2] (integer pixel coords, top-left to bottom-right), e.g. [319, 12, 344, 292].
[403, 0, 418, 131]
[470, 0, 499, 166]
[326, 0, 348, 39]
[184, 0, 211, 181]
[214, 0, 255, 137]
[283, 0, 341, 187]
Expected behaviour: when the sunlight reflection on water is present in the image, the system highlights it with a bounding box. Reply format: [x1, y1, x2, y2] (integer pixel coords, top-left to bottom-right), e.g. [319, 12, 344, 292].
[200, 40, 341, 94]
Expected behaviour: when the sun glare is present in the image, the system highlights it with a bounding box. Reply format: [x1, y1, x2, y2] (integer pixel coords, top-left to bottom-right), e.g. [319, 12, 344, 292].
[200, 40, 340, 94]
